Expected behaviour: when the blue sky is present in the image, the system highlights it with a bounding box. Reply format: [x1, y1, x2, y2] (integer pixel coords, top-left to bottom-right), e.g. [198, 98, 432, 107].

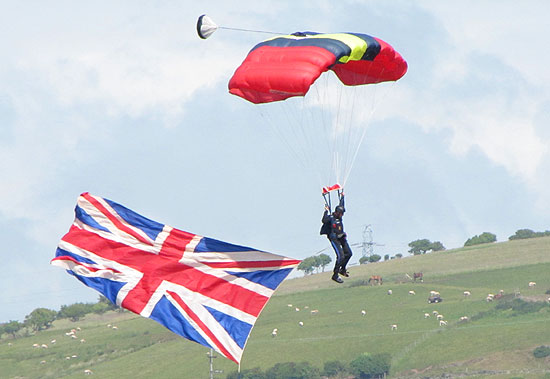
[1, 1, 550, 322]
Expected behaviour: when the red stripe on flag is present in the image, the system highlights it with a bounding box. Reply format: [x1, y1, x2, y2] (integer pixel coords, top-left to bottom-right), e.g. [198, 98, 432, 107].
[167, 290, 238, 363]
[203, 259, 302, 269]
[82, 193, 152, 246]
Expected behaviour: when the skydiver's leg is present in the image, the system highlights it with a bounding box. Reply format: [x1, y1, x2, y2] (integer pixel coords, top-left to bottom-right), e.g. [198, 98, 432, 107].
[328, 238, 344, 283]
[339, 238, 353, 275]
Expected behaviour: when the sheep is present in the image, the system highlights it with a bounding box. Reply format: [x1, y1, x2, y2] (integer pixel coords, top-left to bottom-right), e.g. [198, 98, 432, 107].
[112, 326, 118, 330]
[387, 289, 393, 295]
[84, 369, 93, 375]
[486, 295, 494, 302]
[436, 314, 444, 320]
[80, 339, 86, 343]
[439, 320, 448, 326]
[287, 304, 292, 307]
[430, 290, 440, 296]
[71, 335, 77, 339]
[41, 344, 48, 349]
[529, 281, 536, 288]
[298, 321, 304, 327]
[295, 307, 300, 312]
[460, 316, 469, 322]
[361, 310, 367, 316]
[424, 313, 430, 318]
[32, 343, 40, 348]
[71, 355, 78, 358]
[432, 310, 439, 316]
[271, 328, 278, 337]
[463, 291, 471, 297]
[40, 360, 47, 364]
[50, 339, 56, 344]
[391, 324, 397, 331]
[408, 290, 416, 295]
[65, 357, 71, 360]
[310, 309, 319, 315]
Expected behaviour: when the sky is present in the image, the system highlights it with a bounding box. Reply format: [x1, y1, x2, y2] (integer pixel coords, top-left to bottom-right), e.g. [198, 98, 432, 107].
[1, 0, 550, 323]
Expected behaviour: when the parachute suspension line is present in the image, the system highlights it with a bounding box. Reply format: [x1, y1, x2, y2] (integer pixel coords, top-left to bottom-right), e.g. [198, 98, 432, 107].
[341, 72, 397, 186]
[217, 26, 284, 36]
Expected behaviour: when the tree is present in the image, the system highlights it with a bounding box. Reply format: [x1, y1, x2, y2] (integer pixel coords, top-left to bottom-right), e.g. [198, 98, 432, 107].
[58, 303, 91, 322]
[227, 367, 265, 379]
[368, 254, 381, 263]
[3, 320, 23, 339]
[265, 362, 319, 379]
[509, 228, 550, 240]
[464, 232, 496, 247]
[359, 255, 369, 265]
[384, 254, 390, 261]
[323, 360, 349, 377]
[408, 239, 432, 255]
[297, 256, 317, 275]
[24, 308, 56, 331]
[316, 253, 332, 272]
[430, 241, 445, 251]
[350, 352, 391, 378]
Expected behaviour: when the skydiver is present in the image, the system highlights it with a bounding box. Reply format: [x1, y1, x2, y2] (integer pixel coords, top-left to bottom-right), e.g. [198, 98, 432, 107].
[320, 192, 353, 283]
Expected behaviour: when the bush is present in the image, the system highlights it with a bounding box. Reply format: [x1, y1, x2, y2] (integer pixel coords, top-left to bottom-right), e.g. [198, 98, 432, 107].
[495, 298, 549, 315]
[323, 360, 348, 377]
[533, 345, 550, 358]
[464, 232, 496, 247]
[264, 361, 320, 379]
[226, 367, 265, 379]
[350, 352, 391, 378]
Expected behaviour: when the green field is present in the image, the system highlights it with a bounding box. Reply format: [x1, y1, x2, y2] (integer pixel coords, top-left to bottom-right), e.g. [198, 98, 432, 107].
[2, 237, 550, 378]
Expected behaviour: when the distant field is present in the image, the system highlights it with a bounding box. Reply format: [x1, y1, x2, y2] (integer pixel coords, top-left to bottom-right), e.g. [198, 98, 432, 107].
[2, 237, 550, 378]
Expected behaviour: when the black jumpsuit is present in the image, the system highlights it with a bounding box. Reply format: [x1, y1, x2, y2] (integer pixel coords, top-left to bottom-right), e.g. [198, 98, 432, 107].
[320, 196, 353, 278]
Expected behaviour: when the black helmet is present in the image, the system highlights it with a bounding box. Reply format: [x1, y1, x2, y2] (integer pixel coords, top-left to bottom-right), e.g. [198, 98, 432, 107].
[335, 205, 345, 214]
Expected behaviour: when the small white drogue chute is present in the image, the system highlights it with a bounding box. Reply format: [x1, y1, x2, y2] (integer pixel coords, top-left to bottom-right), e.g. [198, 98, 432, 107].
[196, 14, 218, 39]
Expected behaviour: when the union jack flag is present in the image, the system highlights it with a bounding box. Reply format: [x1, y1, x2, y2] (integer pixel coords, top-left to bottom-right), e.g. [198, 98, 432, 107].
[51, 193, 300, 363]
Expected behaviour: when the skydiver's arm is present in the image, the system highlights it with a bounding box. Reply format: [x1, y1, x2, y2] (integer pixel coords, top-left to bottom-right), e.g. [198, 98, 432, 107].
[322, 209, 331, 224]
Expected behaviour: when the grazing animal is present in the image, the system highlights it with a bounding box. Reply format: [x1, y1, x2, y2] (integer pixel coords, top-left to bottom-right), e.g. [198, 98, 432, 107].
[369, 275, 383, 285]
[436, 314, 444, 320]
[424, 313, 430, 318]
[413, 272, 423, 282]
[408, 290, 416, 295]
[295, 307, 300, 312]
[486, 296, 494, 302]
[439, 320, 448, 326]
[84, 369, 93, 375]
[463, 291, 471, 297]
[432, 310, 439, 316]
[391, 324, 397, 331]
[529, 281, 536, 288]
[430, 290, 440, 296]
[361, 310, 367, 316]
[387, 289, 393, 295]
[310, 309, 319, 315]
[271, 328, 278, 337]
[460, 316, 469, 321]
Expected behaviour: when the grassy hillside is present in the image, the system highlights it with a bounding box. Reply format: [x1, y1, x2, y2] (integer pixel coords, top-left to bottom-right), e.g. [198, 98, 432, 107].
[2, 237, 550, 378]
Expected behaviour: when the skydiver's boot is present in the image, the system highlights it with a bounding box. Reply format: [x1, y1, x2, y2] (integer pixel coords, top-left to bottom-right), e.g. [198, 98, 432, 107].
[339, 269, 349, 277]
[331, 271, 343, 283]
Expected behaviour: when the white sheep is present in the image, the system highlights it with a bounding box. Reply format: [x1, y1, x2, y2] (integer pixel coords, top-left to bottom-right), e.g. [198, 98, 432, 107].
[486, 295, 494, 302]
[529, 281, 536, 288]
[41, 344, 48, 349]
[295, 307, 300, 312]
[112, 326, 118, 330]
[50, 339, 56, 344]
[271, 328, 278, 337]
[439, 320, 448, 326]
[310, 309, 319, 315]
[460, 316, 469, 321]
[80, 339, 86, 343]
[84, 369, 93, 375]
[32, 343, 40, 348]
[408, 290, 416, 295]
[432, 310, 439, 316]
[387, 289, 393, 295]
[430, 290, 440, 296]
[463, 291, 471, 297]
[436, 314, 444, 320]
[361, 310, 367, 316]
[391, 324, 397, 331]
[424, 313, 430, 318]
[298, 321, 304, 327]
[40, 360, 47, 364]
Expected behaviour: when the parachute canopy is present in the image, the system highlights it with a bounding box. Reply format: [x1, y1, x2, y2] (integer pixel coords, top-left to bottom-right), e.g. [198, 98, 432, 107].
[229, 32, 407, 104]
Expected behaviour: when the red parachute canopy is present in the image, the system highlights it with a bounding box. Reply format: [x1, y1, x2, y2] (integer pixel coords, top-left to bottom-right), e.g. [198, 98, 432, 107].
[229, 32, 407, 104]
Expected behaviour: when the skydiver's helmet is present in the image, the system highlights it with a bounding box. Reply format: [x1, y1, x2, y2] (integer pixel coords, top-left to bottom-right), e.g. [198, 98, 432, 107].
[334, 205, 345, 216]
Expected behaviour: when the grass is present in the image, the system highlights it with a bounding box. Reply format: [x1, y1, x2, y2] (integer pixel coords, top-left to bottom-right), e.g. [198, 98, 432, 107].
[2, 237, 550, 378]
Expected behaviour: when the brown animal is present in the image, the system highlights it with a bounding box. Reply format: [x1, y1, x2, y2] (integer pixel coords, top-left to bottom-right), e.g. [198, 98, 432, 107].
[368, 275, 383, 285]
[413, 272, 423, 282]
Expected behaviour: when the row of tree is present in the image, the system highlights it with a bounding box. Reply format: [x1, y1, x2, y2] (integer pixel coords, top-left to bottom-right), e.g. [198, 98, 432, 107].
[227, 352, 391, 378]
[0, 296, 118, 338]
